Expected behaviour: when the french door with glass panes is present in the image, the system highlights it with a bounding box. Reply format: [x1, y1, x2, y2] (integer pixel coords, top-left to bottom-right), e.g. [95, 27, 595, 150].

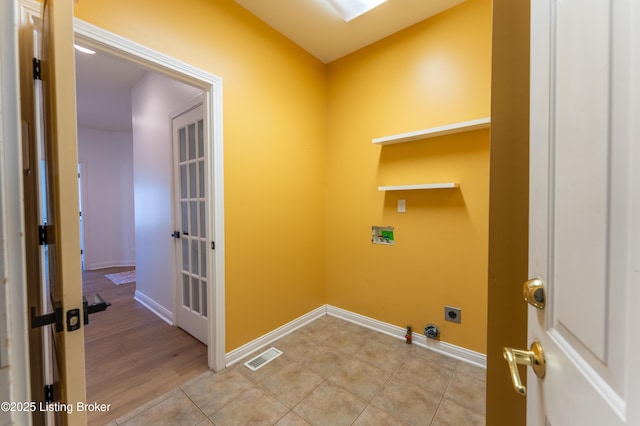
[172, 104, 208, 344]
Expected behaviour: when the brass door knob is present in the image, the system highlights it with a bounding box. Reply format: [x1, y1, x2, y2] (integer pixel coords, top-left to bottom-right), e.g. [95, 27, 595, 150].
[523, 278, 545, 309]
[503, 341, 546, 395]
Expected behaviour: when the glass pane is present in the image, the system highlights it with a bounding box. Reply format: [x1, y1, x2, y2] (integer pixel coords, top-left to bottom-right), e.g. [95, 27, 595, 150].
[198, 120, 204, 159]
[199, 160, 205, 198]
[182, 274, 190, 308]
[192, 277, 200, 313]
[202, 280, 207, 317]
[182, 238, 189, 271]
[191, 201, 198, 237]
[181, 202, 188, 234]
[180, 165, 187, 198]
[188, 123, 196, 160]
[179, 127, 186, 162]
[189, 163, 196, 198]
[201, 241, 207, 278]
[191, 239, 199, 275]
[200, 201, 206, 237]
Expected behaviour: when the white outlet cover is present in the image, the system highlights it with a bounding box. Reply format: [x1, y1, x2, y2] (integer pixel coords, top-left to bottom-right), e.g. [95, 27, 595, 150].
[398, 199, 406, 213]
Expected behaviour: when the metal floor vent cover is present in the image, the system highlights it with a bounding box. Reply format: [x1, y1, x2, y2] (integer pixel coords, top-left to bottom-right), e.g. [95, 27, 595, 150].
[244, 347, 283, 371]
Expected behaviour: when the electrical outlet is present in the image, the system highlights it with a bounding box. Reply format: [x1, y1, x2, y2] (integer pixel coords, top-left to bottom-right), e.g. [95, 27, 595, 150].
[444, 306, 461, 324]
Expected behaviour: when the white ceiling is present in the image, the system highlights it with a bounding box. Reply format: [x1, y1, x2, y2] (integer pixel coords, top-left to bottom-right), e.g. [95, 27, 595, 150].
[234, 0, 466, 63]
[75, 0, 465, 130]
[75, 50, 146, 131]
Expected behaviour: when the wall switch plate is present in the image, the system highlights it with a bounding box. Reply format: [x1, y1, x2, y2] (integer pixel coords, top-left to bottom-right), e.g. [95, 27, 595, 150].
[397, 199, 406, 213]
[444, 306, 461, 323]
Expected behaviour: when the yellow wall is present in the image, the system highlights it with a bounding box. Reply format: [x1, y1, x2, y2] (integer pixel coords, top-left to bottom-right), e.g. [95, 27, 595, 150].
[73, 0, 492, 354]
[73, 0, 328, 351]
[325, 0, 492, 353]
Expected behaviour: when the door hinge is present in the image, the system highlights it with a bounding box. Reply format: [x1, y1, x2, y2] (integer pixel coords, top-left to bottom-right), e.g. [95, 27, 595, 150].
[44, 385, 54, 403]
[33, 58, 41, 80]
[211, 241, 215, 250]
[38, 224, 49, 245]
[30, 303, 63, 332]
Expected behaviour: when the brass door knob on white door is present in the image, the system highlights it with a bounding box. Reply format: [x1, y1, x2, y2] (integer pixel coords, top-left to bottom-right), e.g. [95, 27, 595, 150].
[503, 341, 546, 395]
[523, 278, 545, 309]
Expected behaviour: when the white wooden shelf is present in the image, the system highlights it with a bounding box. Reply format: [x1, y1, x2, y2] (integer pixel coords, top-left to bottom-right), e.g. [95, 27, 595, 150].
[372, 117, 491, 145]
[378, 183, 459, 191]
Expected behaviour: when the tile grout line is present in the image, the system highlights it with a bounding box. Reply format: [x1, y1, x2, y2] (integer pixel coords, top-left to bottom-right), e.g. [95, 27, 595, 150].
[179, 388, 211, 425]
[428, 360, 459, 426]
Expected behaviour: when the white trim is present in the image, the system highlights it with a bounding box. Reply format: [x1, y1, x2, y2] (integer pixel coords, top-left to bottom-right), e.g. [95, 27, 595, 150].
[225, 305, 486, 369]
[67, 10, 226, 371]
[225, 306, 327, 366]
[85, 261, 136, 271]
[134, 290, 174, 326]
[1, 1, 33, 423]
[326, 305, 486, 368]
[169, 94, 203, 121]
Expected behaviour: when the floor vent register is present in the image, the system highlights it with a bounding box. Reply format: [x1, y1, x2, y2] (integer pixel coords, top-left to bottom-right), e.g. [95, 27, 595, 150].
[244, 347, 283, 371]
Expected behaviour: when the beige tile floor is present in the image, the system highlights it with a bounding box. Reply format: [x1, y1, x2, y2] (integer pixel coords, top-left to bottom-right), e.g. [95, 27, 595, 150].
[107, 315, 485, 426]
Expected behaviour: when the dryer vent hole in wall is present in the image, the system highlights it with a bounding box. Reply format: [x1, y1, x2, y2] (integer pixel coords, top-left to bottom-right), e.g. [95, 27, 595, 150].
[244, 347, 283, 371]
[425, 324, 440, 339]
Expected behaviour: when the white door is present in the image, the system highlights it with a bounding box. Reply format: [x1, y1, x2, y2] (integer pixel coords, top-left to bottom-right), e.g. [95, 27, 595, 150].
[172, 105, 209, 344]
[523, 0, 640, 424]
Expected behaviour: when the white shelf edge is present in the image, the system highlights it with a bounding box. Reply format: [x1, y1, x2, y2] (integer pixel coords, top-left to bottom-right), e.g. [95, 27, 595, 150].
[378, 183, 459, 191]
[372, 117, 491, 145]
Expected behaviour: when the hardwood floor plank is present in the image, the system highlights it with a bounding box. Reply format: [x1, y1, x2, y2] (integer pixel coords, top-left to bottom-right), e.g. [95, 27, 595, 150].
[82, 267, 209, 425]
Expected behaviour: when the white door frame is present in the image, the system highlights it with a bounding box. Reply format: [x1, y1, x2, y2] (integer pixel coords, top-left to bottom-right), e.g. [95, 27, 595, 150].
[19, 0, 226, 371]
[0, 1, 32, 424]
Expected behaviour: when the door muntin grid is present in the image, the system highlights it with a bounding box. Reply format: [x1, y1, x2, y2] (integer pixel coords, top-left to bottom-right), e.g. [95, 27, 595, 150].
[178, 118, 207, 318]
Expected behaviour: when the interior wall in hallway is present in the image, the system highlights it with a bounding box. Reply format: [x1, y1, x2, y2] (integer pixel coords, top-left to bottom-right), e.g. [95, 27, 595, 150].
[77, 126, 135, 270]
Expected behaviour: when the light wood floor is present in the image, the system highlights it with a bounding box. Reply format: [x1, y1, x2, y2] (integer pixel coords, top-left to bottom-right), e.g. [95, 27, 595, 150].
[83, 267, 209, 425]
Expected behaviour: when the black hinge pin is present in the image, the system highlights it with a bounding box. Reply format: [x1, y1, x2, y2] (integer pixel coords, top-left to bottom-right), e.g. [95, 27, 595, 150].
[38, 225, 48, 246]
[33, 58, 41, 80]
[44, 384, 54, 403]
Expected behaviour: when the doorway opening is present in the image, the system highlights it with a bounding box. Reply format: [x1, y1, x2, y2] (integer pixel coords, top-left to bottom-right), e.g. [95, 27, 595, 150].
[72, 17, 225, 423]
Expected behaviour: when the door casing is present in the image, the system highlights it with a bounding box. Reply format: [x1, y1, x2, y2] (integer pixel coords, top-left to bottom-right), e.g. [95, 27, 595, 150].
[73, 15, 226, 372]
[18, 0, 226, 372]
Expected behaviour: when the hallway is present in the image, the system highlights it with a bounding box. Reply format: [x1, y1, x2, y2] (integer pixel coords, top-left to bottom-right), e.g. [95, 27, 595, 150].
[83, 267, 209, 424]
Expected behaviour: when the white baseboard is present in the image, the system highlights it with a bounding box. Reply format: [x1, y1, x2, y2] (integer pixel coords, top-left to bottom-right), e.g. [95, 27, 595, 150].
[225, 305, 327, 367]
[326, 305, 486, 368]
[134, 290, 174, 326]
[86, 260, 136, 271]
[224, 304, 486, 369]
